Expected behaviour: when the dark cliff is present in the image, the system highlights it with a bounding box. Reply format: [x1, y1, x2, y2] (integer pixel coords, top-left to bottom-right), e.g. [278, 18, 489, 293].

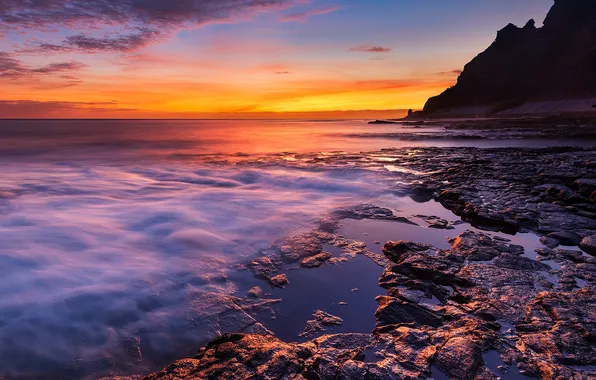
[423, 0, 596, 115]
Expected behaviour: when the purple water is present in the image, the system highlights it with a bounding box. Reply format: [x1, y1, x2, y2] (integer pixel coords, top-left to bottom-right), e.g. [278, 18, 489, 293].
[0, 119, 588, 379]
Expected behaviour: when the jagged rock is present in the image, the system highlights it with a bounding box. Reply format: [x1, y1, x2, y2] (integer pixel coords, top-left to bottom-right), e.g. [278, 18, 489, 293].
[274, 233, 324, 263]
[300, 252, 332, 268]
[423, 0, 596, 116]
[331, 204, 416, 225]
[375, 296, 443, 327]
[415, 215, 455, 230]
[247, 255, 281, 278]
[268, 274, 289, 288]
[145, 226, 595, 380]
[382, 240, 433, 262]
[300, 310, 344, 337]
[435, 337, 483, 379]
[246, 286, 263, 298]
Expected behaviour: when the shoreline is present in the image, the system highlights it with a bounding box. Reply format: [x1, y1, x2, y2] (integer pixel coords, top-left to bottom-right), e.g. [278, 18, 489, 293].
[121, 142, 595, 380]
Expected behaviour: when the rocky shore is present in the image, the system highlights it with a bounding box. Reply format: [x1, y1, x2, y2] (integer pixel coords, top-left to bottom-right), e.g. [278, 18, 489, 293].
[117, 142, 596, 380]
[139, 229, 595, 379]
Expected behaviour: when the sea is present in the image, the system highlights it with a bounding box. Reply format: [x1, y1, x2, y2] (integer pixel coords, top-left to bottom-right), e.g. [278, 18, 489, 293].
[0, 119, 590, 379]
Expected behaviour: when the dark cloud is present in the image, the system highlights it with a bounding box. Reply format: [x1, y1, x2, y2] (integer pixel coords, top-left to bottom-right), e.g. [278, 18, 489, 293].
[0, 52, 25, 78]
[349, 45, 392, 53]
[0, 52, 85, 77]
[275, 71, 291, 74]
[31, 61, 87, 74]
[1, 0, 295, 53]
[29, 29, 162, 53]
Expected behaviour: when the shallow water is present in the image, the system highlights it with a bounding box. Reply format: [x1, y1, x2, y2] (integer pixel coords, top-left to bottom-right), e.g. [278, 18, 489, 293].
[0, 119, 590, 379]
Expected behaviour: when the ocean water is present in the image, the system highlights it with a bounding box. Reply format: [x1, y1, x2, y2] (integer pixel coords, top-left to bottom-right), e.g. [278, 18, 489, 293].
[0, 119, 588, 379]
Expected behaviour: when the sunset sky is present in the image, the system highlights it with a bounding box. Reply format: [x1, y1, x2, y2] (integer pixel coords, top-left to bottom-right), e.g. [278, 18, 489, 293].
[0, 0, 552, 119]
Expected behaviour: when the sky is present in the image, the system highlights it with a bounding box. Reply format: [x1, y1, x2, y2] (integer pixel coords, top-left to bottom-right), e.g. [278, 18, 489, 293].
[0, 0, 554, 119]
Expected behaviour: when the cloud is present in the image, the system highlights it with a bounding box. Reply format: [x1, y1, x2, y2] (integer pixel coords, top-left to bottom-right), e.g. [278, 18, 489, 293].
[2, 0, 297, 53]
[349, 45, 392, 53]
[275, 71, 291, 74]
[0, 100, 132, 118]
[29, 29, 162, 53]
[0, 52, 86, 81]
[435, 69, 462, 76]
[279, 6, 340, 22]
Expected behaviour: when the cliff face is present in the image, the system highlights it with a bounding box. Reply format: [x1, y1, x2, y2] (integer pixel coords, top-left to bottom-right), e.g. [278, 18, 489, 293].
[423, 0, 596, 115]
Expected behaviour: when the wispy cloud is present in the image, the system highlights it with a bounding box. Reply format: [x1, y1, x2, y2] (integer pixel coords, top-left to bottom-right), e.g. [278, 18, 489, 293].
[0, 100, 129, 118]
[349, 45, 392, 53]
[0, 52, 86, 86]
[2, 0, 297, 53]
[279, 6, 340, 22]
[435, 69, 462, 76]
[26, 29, 162, 54]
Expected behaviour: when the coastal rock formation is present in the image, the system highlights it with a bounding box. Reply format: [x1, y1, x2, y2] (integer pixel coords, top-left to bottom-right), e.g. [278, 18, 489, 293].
[136, 144, 596, 380]
[244, 204, 415, 284]
[143, 230, 595, 379]
[423, 0, 596, 116]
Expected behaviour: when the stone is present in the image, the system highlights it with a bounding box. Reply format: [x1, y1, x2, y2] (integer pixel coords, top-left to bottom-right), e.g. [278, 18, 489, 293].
[575, 178, 596, 197]
[540, 236, 560, 249]
[547, 231, 581, 246]
[300, 310, 344, 337]
[435, 337, 483, 379]
[382, 240, 433, 262]
[268, 274, 289, 288]
[579, 235, 596, 256]
[299, 252, 332, 268]
[246, 286, 263, 298]
[375, 296, 443, 327]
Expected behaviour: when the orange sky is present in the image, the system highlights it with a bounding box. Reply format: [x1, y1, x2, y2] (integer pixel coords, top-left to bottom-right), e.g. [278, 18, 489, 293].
[0, 0, 552, 119]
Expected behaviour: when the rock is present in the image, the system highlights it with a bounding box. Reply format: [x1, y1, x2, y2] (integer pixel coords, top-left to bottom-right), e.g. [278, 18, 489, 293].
[142, 142, 596, 380]
[547, 231, 581, 246]
[300, 310, 344, 337]
[299, 252, 332, 268]
[317, 216, 341, 232]
[392, 326, 436, 371]
[416, 215, 455, 230]
[274, 233, 324, 262]
[575, 178, 596, 197]
[435, 337, 483, 379]
[579, 235, 596, 256]
[145, 225, 596, 380]
[331, 204, 416, 224]
[246, 286, 263, 298]
[375, 296, 443, 327]
[268, 274, 289, 288]
[247, 255, 281, 278]
[382, 240, 433, 262]
[540, 236, 560, 248]
[422, 0, 596, 116]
